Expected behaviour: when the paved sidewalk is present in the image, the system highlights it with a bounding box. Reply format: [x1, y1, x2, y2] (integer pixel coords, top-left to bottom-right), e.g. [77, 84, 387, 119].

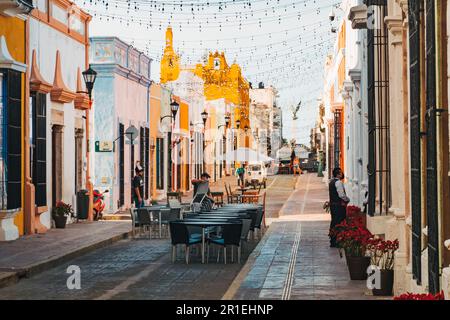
[224, 173, 378, 300]
[0, 221, 131, 288]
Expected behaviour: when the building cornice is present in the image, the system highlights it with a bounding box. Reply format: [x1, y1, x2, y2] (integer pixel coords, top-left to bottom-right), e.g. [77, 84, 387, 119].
[0, 36, 27, 72]
[385, 15, 404, 45]
[348, 68, 362, 82]
[348, 4, 367, 30]
[91, 63, 152, 86]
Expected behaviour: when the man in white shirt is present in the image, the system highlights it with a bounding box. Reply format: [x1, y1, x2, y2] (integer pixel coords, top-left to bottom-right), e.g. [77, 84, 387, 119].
[328, 167, 350, 247]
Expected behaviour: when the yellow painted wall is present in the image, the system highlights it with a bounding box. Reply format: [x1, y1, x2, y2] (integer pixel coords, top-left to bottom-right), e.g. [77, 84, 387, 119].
[0, 16, 26, 236]
[149, 85, 162, 198]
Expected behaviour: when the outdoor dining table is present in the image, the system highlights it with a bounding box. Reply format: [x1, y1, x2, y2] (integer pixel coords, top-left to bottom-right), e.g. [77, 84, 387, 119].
[175, 220, 242, 264]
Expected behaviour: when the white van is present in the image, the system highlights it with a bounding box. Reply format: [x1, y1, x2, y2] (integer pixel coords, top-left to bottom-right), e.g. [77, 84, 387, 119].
[245, 162, 268, 188]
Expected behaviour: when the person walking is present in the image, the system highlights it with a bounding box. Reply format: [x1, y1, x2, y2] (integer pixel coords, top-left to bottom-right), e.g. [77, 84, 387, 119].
[132, 164, 145, 208]
[328, 167, 350, 247]
[293, 157, 301, 176]
[236, 165, 245, 187]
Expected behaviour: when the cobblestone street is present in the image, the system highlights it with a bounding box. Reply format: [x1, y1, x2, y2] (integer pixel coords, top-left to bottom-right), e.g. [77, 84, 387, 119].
[0, 174, 378, 300]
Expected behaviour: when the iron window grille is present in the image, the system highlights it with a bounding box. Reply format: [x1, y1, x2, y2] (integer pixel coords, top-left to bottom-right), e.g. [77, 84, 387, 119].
[366, 0, 392, 217]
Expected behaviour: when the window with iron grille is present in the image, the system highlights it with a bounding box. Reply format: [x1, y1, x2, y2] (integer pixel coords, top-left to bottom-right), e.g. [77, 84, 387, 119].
[408, 0, 423, 284]
[118, 123, 125, 207]
[0, 70, 23, 210]
[30, 92, 47, 207]
[365, 0, 391, 216]
[333, 109, 342, 169]
[156, 137, 164, 190]
[145, 127, 150, 199]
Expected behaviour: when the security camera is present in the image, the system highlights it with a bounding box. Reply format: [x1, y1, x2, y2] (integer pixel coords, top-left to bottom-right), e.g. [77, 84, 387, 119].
[329, 8, 336, 21]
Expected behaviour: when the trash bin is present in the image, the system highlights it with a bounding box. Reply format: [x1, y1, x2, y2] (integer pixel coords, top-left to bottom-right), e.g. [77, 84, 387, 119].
[76, 189, 89, 220]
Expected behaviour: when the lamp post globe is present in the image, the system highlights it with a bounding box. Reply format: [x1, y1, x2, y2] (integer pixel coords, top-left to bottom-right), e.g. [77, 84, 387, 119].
[82, 65, 97, 99]
[225, 115, 231, 127]
[201, 110, 209, 126]
[171, 100, 180, 119]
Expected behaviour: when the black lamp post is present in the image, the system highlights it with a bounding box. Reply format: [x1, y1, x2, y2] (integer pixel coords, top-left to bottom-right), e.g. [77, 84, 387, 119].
[82, 65, 97, 100]
[201, 110, 209, 173]
[81, 65, 97, 221]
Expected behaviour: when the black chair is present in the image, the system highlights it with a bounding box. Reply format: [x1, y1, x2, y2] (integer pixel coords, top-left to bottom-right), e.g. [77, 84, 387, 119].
[137, 208, 153, 239]
[160, 208, 179, 238]
[169, 222, 202, 264]
[252, 208, 264, 239]
[240, 218, 253, 251]
[207, 223, 243, 264]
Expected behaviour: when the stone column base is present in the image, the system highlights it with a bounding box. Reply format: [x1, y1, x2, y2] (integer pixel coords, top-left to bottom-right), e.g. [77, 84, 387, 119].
[0, 209, 20, 241]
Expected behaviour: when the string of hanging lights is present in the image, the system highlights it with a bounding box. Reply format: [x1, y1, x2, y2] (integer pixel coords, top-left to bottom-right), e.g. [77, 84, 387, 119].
[80, 0, 338, 141]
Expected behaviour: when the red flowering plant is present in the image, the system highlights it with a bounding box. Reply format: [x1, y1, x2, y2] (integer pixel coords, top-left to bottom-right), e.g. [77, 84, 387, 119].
[52, 201, 74, 218]
[393, 291, 445, 300]
[347, 206, 363, 225]
[366, 238, 399, 270]
[331, 220, 373, 258]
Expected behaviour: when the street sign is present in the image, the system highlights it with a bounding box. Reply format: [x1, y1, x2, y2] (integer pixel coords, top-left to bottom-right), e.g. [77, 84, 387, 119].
[95, 141, 113, 152]
[125, 125, 139, 143]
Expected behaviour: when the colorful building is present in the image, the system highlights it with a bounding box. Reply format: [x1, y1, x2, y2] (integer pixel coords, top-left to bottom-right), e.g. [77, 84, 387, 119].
[90, 37, 152, 213]
[27, 0, 92, 230]
[0, 0, 33, 240]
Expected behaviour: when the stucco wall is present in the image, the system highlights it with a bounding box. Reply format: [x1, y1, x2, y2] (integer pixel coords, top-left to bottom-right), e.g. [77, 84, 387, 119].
[29, 18, 87, 228]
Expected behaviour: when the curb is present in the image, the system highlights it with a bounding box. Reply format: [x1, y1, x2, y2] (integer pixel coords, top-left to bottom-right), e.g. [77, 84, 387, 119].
[0, 230, 132, 289]
[222, 225, 273, 300]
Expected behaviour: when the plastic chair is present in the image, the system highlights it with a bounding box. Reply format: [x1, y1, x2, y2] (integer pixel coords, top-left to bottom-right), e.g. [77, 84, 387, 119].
[169, 222, 202, 264]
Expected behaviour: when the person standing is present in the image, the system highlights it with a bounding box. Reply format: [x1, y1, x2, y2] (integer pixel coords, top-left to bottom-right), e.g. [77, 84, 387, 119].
[132, 164, 145, 208]
[236, 165, 245, 187]
[329, 167, 350, 247]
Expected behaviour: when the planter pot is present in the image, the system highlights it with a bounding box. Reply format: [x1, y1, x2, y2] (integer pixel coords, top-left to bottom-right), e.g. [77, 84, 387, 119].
[53, 215, 68, 229]
[346, 256, 371, 280]
[372, 269, 394, 296]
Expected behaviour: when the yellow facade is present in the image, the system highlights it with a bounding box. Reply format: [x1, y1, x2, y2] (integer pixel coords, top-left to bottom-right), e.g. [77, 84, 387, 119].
[149, 84, 162, 199]
[160, 27, 251, 132]
[0, 15, 26, 236]
[160, 27, 180, 84]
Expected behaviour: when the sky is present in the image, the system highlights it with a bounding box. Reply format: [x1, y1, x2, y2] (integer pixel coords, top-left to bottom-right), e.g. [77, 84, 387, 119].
[75, 0, 340, 145]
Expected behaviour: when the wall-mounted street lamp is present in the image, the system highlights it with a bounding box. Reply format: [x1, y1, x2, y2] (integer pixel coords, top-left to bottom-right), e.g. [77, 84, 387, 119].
[236, 119, 241, 130]
[201, 110, 209, 126]
[82, 65, 97, 100]
[80, 64, 97, 221]
[160, 99, 180, 122]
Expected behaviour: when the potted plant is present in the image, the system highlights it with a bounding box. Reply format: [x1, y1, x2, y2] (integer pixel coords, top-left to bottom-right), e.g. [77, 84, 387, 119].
[52, 201, 74, 229]
[367, 238, 399, 296]
[393, 291, 445, 300]
[334, 221, 372, 280]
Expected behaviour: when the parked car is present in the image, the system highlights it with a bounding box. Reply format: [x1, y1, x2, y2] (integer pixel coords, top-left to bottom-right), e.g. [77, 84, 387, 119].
[245, 162, 268, 188]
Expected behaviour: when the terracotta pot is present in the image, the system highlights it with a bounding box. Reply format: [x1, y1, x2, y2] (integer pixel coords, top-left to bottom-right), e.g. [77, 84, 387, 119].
[346, 256, 371, 280]
[53, 215, 67, 229]
[372, 269, 394, 296]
